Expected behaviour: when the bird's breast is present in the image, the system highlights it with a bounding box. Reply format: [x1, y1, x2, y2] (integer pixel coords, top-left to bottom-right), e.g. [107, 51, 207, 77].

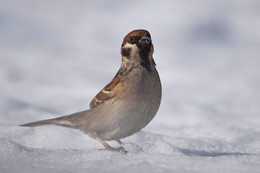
[113, 67, 162, 139]
[91, 67, 162, 141]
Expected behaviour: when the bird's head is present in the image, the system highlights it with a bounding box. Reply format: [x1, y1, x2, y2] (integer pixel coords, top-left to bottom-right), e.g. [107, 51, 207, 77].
[121, 29, 155, 72]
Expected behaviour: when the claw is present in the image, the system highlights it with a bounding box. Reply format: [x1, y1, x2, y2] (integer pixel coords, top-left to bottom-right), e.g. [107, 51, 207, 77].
[116, 147, 128, 154]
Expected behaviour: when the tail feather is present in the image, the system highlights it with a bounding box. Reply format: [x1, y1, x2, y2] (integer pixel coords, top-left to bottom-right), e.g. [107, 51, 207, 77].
[20, 119, 58, 127]
[20, 117, 74, 128]
[20, 110, 88, 128]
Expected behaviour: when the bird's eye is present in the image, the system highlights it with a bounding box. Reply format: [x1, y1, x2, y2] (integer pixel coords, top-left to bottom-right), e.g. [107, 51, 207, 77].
[129, 36, 134, 43]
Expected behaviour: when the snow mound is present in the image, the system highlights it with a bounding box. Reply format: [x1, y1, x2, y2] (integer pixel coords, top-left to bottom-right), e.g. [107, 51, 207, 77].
[1, 130, 260, 173]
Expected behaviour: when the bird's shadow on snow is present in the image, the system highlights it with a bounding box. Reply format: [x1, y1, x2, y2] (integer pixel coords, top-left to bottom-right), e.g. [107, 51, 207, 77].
[176, 147, 255, 157]
[134, 131, 257, 158]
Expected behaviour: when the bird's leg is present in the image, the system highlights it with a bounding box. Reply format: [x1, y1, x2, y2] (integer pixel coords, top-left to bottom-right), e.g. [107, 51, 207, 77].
[116, 139, 123, 144]
[95, 136, 127, 154]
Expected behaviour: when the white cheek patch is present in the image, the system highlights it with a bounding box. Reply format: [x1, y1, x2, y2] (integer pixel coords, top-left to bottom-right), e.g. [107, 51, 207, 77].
[123, 42, 137, 48]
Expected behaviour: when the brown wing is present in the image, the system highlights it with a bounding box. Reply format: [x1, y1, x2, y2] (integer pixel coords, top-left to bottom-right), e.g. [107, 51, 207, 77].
[89, 75, 120, 109]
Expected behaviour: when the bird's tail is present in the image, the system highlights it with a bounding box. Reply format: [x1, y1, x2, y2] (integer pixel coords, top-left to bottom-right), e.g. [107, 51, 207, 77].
[20, 111, 87, 128]
[20, 118, 58, 127]
[20, 117, 74, 128]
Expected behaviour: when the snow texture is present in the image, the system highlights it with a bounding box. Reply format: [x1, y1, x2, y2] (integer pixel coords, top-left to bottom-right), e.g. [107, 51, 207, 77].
[1, 0, 260, 172]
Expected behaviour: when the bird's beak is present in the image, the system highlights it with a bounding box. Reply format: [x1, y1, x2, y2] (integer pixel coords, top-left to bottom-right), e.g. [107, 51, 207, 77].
[139, 36, 151, 48]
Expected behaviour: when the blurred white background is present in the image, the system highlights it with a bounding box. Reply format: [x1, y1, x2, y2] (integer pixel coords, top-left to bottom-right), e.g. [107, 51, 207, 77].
[0, 0, 260, 172]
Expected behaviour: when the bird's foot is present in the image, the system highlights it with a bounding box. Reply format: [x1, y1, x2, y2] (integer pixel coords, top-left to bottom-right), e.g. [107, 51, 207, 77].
[99, 146, 128, 154]
[93, 135, 127, 154]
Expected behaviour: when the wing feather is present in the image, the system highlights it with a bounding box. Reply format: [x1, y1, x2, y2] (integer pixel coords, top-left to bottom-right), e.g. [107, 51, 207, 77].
[89, 75, 120, 109]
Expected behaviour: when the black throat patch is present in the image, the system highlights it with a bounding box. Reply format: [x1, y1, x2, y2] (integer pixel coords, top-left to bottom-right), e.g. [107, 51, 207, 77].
[140, 51, 152, 72]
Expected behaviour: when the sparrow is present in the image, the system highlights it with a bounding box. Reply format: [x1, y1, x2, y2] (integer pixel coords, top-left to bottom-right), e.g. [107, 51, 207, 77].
[20, 29, 162, 153]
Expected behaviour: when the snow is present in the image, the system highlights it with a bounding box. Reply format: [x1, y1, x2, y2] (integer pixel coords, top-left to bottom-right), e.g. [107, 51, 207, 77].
[1, 0, 260, 172]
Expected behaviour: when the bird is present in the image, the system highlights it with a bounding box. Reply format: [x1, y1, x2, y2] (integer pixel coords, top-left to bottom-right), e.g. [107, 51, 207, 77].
[20, 29, 162, 153]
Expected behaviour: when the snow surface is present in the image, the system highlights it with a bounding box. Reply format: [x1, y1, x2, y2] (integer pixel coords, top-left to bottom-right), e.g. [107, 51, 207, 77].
[1, 0, 260, 172]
